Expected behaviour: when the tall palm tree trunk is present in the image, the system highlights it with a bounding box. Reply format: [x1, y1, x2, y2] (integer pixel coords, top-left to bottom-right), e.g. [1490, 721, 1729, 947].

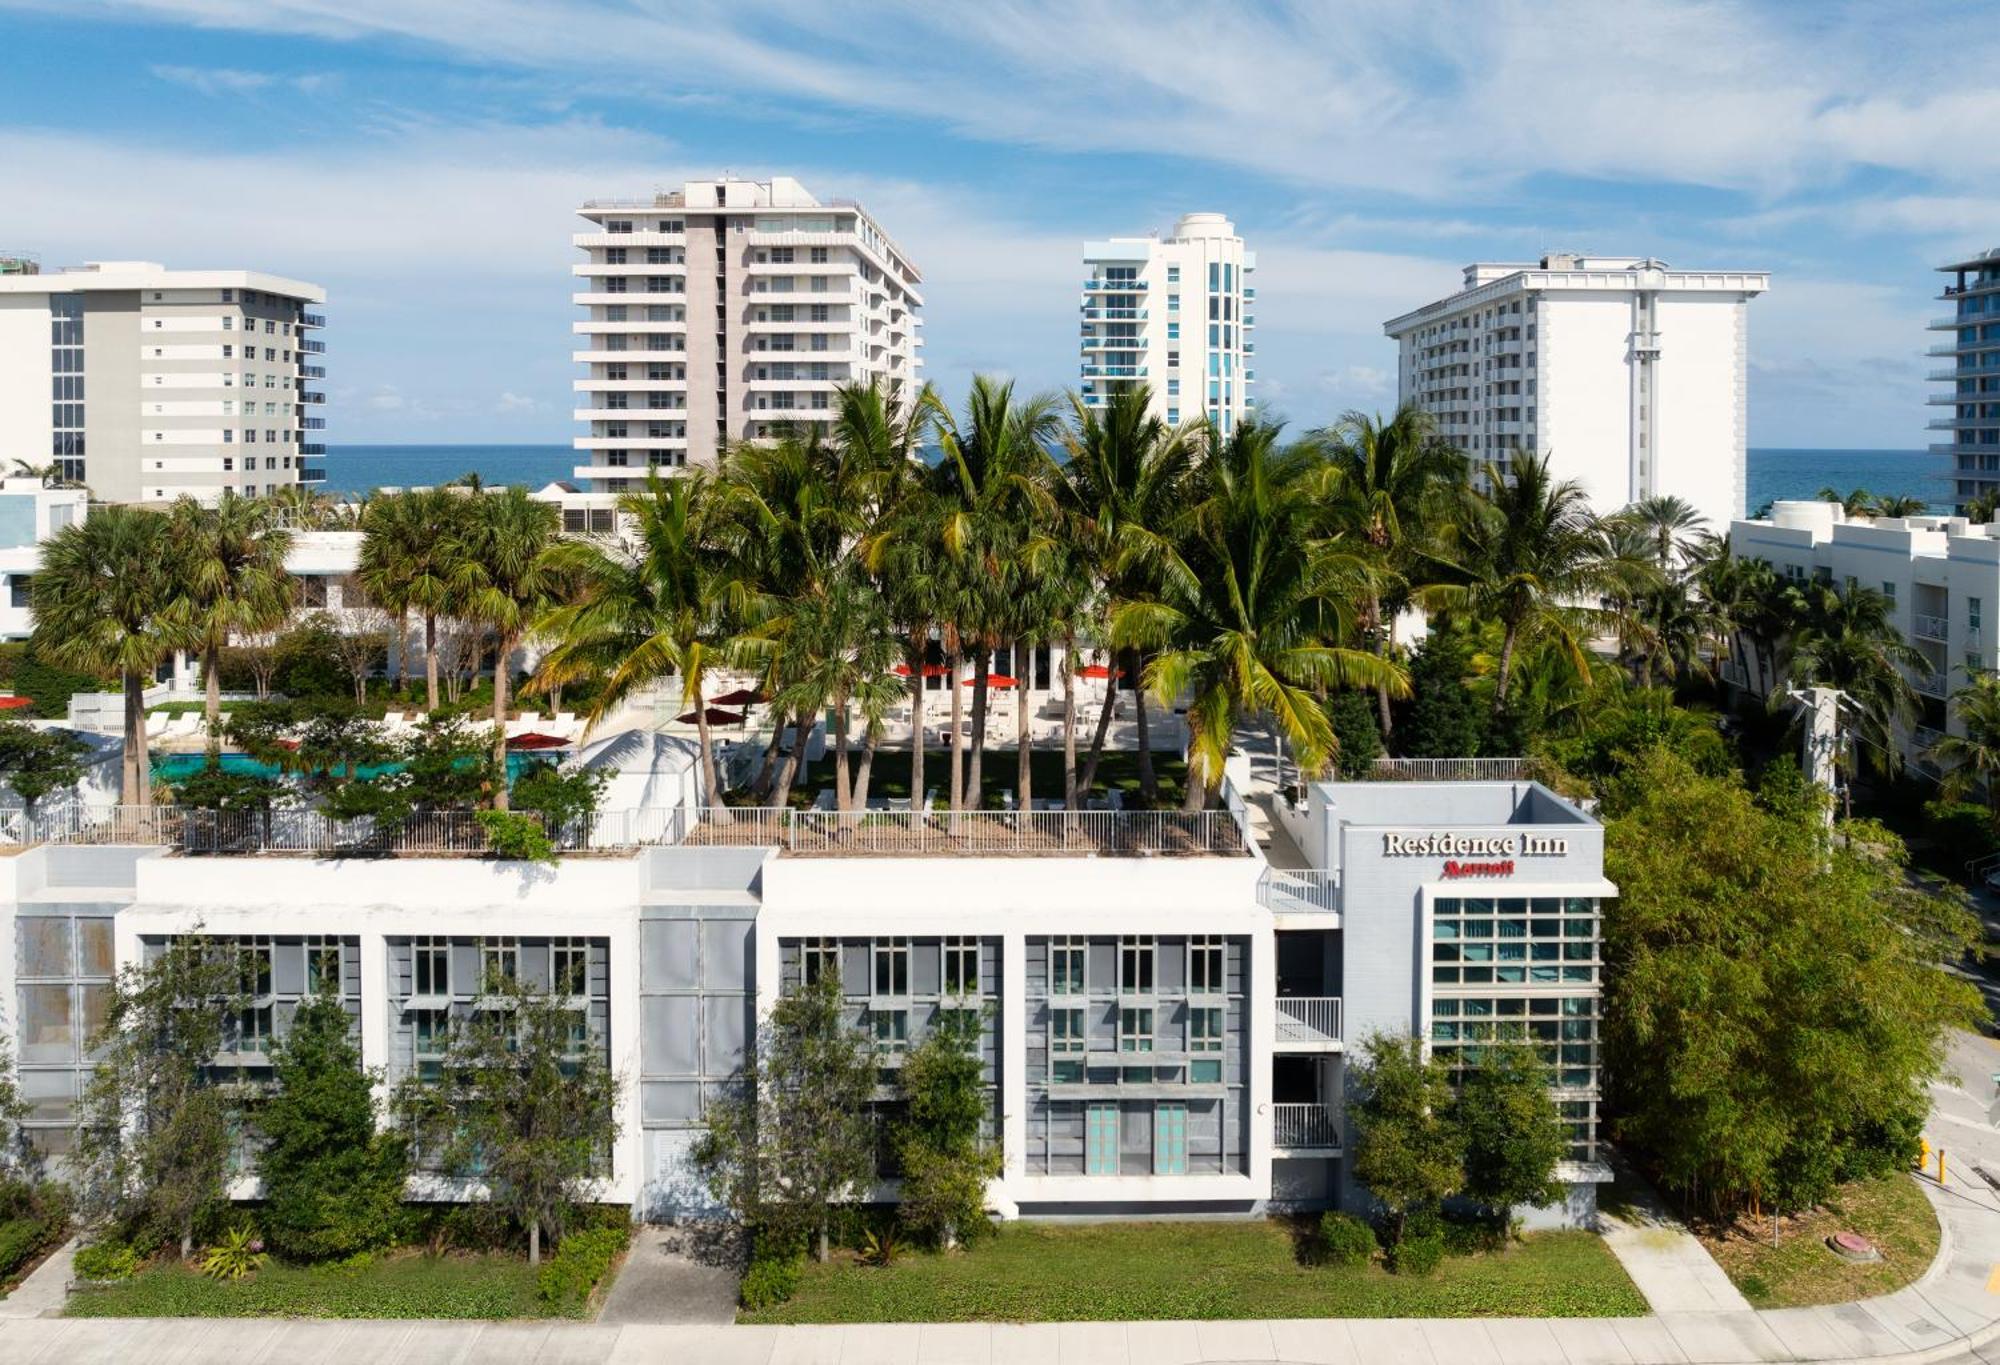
[1181, 713, 1211, 813]
[424, 612, 440, 712]
[1374, 595, 1395, 739]
[1493, 622, 1521, 715]
[769, 711, 800, 810]
[203, 638, 223, 739]
[1016, 673, 1032, 815]
[123, 668, 150, 808]
[907, 647, 927, 811]
[491, 631, 515, 811]
[392, 609, 410, 692]
[694, 706, 721, 811]
[775, 711, 813, 810]
[1062, 633, 1079, 809]
[831, 695, 852, 815]
[1130, 648, 1156, 802]
[967, 651, 990, 810]
[752, 717, 783, 801]
[947, 646, 965, 813]
[853, 722, 879, 813]
[1078, 667, 1120, 799]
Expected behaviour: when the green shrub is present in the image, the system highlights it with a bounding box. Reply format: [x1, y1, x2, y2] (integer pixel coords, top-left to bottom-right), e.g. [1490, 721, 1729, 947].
[1315, 1211, 1376, 1268]
[0, 1218, 44, 1280]
[14, 650, 106, 718]
[1389, 1227, 1445, 1275]
[475, 810, 557, 864]
[535, 1223, 630, 1311]
[72, 1241, 140, 1282]
[739, 1255, 801, 1310]
[1441, 1214, 1508, 1256]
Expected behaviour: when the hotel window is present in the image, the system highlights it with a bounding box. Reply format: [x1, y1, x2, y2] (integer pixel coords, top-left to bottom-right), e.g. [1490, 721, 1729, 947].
[1051, 937, 1085, 995]
[1189, 936, 1224, 993]
[1167, 322, 1179, 341]
[1119, 1006, 1153, 1053]
[1050, 1007, 1085, 1082]
[1972, 597, 1984, 631]
[1119, 937, 1154, 993]
[551, 939, 589, 995]
[236, 1003, 273, 1055]
[305, 937, 342, 995]
[481, 939, 519, 991]
[413, 1010, 448, 1081]
[872, 1008, 908, 1053]
[874, 938, 910, 996]
[944, 937, 980, 996]
[234, 937, 273, 997]
[802, 938, 839, 987]
[1166, 265, 1180, 283]
[1188, 1006, 1223, 1058]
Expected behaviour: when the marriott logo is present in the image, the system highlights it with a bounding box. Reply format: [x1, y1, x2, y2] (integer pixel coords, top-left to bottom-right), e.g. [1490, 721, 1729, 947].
[1380, 832, 1569, 858]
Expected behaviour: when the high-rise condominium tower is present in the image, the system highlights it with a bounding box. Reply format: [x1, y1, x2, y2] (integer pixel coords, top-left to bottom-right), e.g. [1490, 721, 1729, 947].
[571, 177, 924, 492]
[1383, 255, 1768, 531]
[0, 260, 327, 504]
[1080, 213, 1255, 434]
[1931, 248, 2000, 512]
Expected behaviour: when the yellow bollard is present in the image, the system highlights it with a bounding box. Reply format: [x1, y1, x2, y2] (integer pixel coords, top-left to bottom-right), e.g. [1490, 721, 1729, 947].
[1940, 1149, 1949, 1185]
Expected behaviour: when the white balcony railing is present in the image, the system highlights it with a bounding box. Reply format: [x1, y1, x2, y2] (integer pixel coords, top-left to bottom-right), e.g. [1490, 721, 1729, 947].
[1915, 672, 1949, 698]
[1914, 613, 1950, 639]
[1272, 1103, 1340, 1151]
[1275, 997, 1343, 1046]
[1915, 724, 1946, 752]
[1368, 756, 1536, 782]
[1259, 869, 1338, 914]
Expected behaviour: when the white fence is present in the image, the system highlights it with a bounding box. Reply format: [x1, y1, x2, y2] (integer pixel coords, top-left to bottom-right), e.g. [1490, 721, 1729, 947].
[1271, 1103, 1340, 1151]
[1368, 757, 1535, 782]
[674, 806, 1247, 857]
[1275, 997, 1343, 1045]
[1258, 869, 1338, 915]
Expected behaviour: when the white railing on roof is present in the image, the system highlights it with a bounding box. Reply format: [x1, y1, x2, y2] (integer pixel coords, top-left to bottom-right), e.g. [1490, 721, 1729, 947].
[1276, 997, 1343, 1045]
[1258, 869, 1339, 915]
[1271, 1103, 1340, 1151]
[0, 803, 1245, 858]
[1369, 757, 1535, 782]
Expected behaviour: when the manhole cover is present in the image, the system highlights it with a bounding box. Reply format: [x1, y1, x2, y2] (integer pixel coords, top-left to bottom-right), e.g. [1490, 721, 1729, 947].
[1828, 1231, 1881, 1262]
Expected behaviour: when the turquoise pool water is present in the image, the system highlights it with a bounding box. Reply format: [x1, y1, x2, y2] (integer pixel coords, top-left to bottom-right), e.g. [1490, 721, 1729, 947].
[153, 751, 560, 784]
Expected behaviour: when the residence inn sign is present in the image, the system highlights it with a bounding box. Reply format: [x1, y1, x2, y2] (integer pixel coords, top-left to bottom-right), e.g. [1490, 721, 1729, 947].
[1380, 830, 1571, 879]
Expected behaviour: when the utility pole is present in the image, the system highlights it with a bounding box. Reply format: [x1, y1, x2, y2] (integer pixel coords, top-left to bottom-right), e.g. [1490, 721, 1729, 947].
[1800, 685, 1844, 829]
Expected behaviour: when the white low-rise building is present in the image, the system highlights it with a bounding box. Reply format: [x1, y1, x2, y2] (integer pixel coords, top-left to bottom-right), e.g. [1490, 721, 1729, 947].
[1728, 499, 2000, 767]
[0, 480, 86, 640]
[0, 767, 1610, 1224]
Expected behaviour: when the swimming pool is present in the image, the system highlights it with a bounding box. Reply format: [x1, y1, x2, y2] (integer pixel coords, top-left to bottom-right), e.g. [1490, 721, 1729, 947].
[152, 751, 561, 784]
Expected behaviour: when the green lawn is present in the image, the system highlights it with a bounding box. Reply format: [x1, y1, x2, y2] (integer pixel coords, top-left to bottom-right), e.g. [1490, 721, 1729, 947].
[65, 1250, 563, 1319]
[740, 1220, 1647, 1323]
[788, 749, 1188, 808]
[1696, 1173, 1941, 1308]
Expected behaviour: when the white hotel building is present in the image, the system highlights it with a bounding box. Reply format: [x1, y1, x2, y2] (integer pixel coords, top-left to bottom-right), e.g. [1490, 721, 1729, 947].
[1728, 499, 2000, 770]
[0, 769, 1610, 1223]
[0, 260, 327, 505]
[1081, 213, 1255, 435]
[571, 177, 924, 492]
[1384, 255, 1768, 530]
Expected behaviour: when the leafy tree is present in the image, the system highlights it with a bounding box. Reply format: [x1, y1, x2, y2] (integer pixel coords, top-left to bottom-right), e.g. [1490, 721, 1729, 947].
[1327, 690, 1383, 779]
[0, 1029, 33, 1180]
[269, 615, 351, 700]
[0, 720, 88, 812]
[450, 487, 563, 810]
[359, 486, 468, 707]
[257, 993, 407, 1262]
[394, 976, 621, 1264]
[1929, 670, 2000, 821]
[1537, 689, 1731, 791]
[510, 760, 609, 841]
[1395, 627, 1486, 758]
[694, 973, 877, 1262]
[1601, 749, 1983, 1215]
[30, 503, 188, 805]
[168, 492, 294, 733]
[166, 754, 285, 812]
[74, 936, 244, 1255]
[1348, 1031, 1462, 1243]
[1454, 1046, 1566, 1216]
[895, 1009, 1000, 1247]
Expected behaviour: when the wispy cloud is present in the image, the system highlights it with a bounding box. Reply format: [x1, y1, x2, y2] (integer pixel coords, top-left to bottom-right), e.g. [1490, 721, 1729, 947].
[150, 62, 337, 97]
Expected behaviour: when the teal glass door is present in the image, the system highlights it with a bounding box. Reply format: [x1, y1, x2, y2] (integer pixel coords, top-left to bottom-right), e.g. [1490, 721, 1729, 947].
[1086, 1103, 1119, 1175]
[1154, 1103, 1188, 1174]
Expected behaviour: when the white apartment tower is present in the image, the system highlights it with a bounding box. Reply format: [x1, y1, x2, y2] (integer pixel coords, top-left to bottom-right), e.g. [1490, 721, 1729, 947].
[1080, 213, 1255, 434]
[0, 260, 327, 504]
[1383, 255, 1768, 531]
[571, 177, 924, 491]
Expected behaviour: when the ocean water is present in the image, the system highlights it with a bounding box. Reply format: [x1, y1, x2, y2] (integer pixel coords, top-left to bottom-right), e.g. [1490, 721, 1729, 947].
[323, 443, 1946, 517]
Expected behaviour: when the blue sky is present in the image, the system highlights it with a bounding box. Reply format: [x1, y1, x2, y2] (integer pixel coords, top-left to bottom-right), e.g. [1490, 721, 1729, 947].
[2, 1, 1996, 448]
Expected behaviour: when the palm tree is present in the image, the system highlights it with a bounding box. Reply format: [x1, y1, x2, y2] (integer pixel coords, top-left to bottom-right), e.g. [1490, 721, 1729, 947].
[169, 492, 295, 735]
[1316, 403, 1464, 737]
[1430, 452, 1636, 713]
[266, 483, 344, 530]
[30, 505, 188, 805]
[1965, 490, 2000, 524]
[1115, 418, 1408, 809]
[1930, 671, 2000, 818]
[359, 488, 465, 711]
[1049, 386, 1195, 803]
[1619, 494, 1709, 576]
[1816, 486, 1878, 519]
[924, 378, 1062, 810]
[451, 487, 563, 811]
[1874, 494, 1930, 518]
[534, 472, 737, 816]
[1698, 548, 1784, 692]
[1778, 580, 1928, 786]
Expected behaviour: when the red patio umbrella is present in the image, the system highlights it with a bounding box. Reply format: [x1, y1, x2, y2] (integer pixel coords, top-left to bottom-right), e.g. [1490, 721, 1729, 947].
[893, 663, 950, 678]
[0, 695, 32, 710]
[710, 687, 766, 706]
[507, 731, 570, 751]
[677, 707, 745, 726]
[964, 674, 1019, 688]
[1076, 664, 1119, 680]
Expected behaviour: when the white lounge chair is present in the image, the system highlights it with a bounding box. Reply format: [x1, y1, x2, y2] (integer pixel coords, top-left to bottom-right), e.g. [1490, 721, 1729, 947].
[382, 711, 405, 728]
[811, 788, 836, 812]
[554, 711, 577, 730]
[145, 713, 169, 738]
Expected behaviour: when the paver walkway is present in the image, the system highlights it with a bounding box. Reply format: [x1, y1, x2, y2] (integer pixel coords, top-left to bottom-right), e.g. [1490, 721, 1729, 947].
[595, 1223, 738, 1326]
[1598, 1170, 1754, 1313]
[0, 1238, 73, 1320]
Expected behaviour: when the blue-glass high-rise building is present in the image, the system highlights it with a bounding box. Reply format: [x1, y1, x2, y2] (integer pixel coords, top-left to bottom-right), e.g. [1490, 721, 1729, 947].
[1931, 249, 2000, 511]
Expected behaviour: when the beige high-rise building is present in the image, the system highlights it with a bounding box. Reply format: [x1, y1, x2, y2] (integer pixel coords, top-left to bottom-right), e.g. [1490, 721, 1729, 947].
[0, 260, 326, 504]
[571, 177, 924, 491]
